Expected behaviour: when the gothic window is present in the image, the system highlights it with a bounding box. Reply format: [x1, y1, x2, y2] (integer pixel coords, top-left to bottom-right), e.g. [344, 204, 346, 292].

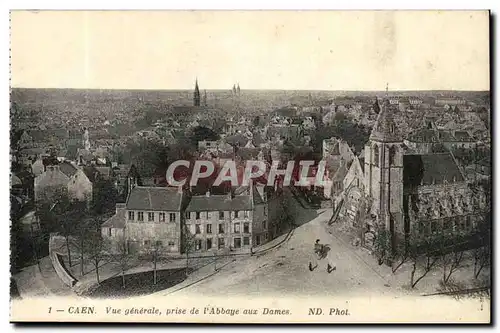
[373, 144, 379, 167]
[389, 146, 397, 166]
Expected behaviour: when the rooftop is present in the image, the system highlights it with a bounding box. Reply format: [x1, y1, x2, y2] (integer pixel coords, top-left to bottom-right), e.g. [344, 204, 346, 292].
[101, 206, 126, 229]
[186, 194, 253, 212]
[403, 153, 465, 188]
[59, 162, 79, 178]
[126, 186, 183, 211]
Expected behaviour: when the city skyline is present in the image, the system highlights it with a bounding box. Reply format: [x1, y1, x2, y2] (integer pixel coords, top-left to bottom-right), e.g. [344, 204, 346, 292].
[10, 10, 489, 91]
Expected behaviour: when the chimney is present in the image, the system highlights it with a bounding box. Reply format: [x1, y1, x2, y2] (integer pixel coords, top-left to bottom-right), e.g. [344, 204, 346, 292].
[115, 203, 126, 214]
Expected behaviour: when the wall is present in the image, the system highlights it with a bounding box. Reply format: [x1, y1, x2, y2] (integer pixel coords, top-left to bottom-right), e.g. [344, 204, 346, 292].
[126, 211, 181, 254]
[67, 169, 93, 202]
[185, 209, 253, 252]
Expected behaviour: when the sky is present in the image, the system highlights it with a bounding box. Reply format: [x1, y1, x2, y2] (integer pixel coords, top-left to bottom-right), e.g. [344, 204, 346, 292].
[10, 10, 490, 91]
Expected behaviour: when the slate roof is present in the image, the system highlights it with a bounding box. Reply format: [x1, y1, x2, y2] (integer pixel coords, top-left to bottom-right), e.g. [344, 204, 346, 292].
[59, 162, 78, 178]
[101, 206, 126, 229]
[126, 186, 183, 211]
[403, 153, 465, 188]
[186, 194, 253, 212]
[436, 130, 455, 142]
[83, 166, 99, 183]
[454, 131, 474, 142]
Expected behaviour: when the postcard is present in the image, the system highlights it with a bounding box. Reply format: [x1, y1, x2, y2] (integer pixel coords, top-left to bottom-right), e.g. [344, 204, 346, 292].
[9, 10, 491, 323]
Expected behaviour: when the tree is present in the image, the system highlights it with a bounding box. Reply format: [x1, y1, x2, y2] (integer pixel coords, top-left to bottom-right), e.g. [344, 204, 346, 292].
[59, 201, 86, 268]
[373, 225, 391, 266]
[144, 239, 164, 285]
[409, 235, 440, 288]
[83, 226, 107, 285]
[73, 219, 90, 277]
[109, 235, 133, 288]
[473, 213, 491, 279]
[181, 223, 196, 277]
[36, 188, 85, 268]
[390, 237, 409, 273]
[92, 178, 118, 215]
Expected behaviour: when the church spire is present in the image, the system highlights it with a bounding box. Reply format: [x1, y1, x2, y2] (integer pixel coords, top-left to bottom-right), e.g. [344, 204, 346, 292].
[369, 87, 401, 143]
[194, 78, 200, 106]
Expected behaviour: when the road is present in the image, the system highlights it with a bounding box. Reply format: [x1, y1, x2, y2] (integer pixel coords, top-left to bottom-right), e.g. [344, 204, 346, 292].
[174, 189, 395, 298]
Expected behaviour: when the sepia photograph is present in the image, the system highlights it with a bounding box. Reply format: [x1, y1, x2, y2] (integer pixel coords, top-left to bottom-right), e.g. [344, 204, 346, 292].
[8, 10, 491, 323]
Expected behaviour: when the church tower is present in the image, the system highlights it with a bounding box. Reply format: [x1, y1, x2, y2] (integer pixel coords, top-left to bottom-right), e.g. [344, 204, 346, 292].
[194, 79, 201, 107]
[364, 93, 404, 249]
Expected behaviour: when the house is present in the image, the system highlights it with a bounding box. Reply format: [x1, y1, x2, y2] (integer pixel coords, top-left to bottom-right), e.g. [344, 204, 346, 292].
[322, 137, 355, 163]
[34, 162, 93, 203]
[102, 186, 184, 254]
[184, 184, 270, 254]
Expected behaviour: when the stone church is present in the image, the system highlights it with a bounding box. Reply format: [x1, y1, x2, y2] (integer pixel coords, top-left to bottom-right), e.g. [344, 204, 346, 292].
[335, 97, 488, 250]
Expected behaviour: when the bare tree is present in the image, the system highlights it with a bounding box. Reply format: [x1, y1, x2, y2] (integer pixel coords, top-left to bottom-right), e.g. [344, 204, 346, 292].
[37, 188, 87, 268]
[73, 218, 92, 276]
[390, 237, 409, 273]
[439, 232, 466, 285]
[181, 223, 196, 277]
[473, 245, 490, 279]
[144, 239, 163, 285]
[373, 224, 391, 266]
[473, 214, 491, 279]
[409, 234, 440, 288]
[83, 227, 107, 285]
[109, 235, 133, 288]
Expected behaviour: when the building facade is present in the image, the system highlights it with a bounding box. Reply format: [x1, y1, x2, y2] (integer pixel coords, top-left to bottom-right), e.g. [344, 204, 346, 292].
[102, 186, 184, 254]
[34, 162, 93, 203]
[184, 184, 270, 254]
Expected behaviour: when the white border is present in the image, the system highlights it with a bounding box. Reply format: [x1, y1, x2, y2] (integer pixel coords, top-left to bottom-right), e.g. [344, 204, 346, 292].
[3, 1, 497, 332]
